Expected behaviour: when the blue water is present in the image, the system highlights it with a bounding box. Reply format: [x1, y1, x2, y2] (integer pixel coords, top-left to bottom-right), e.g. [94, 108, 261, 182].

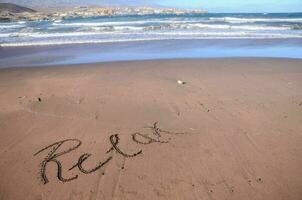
[1, 13, 302, 67]
[1, 13, 302, 46]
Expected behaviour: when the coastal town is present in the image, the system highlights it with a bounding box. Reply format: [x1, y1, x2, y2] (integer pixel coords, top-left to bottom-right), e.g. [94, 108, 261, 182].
[0, 3, 207, 22]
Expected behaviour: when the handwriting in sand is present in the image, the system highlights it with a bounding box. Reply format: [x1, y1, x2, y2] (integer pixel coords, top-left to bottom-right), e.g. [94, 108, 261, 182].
[34, 122, 185, 184]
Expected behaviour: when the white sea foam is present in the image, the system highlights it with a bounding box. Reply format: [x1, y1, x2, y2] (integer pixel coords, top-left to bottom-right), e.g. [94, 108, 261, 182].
[114, 26, 144, 31]
[0, 38, 168, 47]
[210, 17, 302, 23]
[52, 19, 203, 27]
[229, 25, 291, 30]
[1, 14, 302, 47]
[0, 24, 24, 29]
[0, 26, 292, 39]
[50, 20, 295, 32]
[53, 21, 153, 26]
[0, 31, 107, 38]
[2, 33, 302, 47]
[189, 23, 291, 30]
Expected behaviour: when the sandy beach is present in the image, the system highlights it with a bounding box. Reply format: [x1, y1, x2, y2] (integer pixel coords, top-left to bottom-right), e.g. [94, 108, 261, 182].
[0, 58, 301, 200]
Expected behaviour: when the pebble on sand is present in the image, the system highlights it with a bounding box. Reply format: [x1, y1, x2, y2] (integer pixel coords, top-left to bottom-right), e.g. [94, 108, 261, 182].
[177, 80, 186, 85]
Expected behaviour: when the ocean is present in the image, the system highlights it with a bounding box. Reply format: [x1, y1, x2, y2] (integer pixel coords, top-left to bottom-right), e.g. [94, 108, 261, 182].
[1, 13, 302, 46]
[1, 13, 302, 67]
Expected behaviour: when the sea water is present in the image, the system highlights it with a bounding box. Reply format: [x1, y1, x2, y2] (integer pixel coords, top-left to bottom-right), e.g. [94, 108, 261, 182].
[1, 13, 302, 67]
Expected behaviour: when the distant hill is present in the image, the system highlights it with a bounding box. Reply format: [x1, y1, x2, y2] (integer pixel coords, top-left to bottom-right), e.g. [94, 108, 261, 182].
[0, 1, 156, 9]
[0, 3, 36, 13]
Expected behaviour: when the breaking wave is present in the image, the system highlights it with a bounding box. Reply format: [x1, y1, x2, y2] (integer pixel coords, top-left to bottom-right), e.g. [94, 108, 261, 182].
[1, 13, 302, 47]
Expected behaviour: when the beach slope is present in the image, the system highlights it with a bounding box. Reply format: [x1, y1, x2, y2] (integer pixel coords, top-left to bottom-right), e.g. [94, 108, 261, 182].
[0, 58, 301, 200]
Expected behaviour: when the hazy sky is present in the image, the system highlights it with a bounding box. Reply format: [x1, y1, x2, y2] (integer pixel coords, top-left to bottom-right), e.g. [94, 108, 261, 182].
[158, 0, 302, 12]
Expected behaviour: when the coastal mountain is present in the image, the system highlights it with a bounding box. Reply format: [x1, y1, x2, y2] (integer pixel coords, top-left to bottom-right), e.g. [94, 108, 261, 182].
[0, 0, 155, 9]
[0, 3, 36, 13]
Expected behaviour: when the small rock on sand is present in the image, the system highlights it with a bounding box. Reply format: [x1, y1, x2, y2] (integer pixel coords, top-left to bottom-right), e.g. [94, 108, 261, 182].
[177, 80, 186, 85]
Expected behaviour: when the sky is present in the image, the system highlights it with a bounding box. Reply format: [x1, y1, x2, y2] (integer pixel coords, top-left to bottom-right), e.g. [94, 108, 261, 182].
[3, 0, 302, 12]
[158, 0, 302, 12]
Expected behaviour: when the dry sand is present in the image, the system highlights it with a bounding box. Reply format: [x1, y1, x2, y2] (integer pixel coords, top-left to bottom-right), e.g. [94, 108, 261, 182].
[0, 58, 301, 200]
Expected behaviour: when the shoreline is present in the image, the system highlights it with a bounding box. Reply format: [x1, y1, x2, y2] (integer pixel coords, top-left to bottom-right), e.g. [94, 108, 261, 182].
[1, 57, 302, 71]
[1, 38, 302, 68]
[2, 37, 302, 48]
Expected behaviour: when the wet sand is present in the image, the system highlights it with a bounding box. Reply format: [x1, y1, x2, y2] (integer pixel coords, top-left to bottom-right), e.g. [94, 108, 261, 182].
[1, 38, 302, 68]
[0, 58, 301, 200]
